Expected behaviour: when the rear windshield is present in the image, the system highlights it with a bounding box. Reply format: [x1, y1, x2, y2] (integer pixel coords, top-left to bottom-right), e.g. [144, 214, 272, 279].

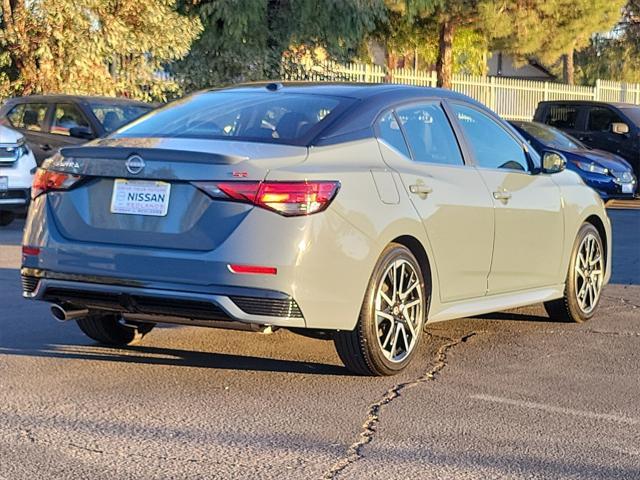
[114, 91, 354, 145]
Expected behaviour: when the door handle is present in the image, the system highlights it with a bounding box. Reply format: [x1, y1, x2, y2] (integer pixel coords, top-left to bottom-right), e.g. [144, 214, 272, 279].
[409, 183, 433, 195]
[409, 184, 433, 197]
[40, 144, 52, 151]
[493, 190, 512, 201]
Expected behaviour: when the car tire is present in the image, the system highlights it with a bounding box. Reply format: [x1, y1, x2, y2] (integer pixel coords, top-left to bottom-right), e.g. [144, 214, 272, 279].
[0, 211, 15, 227]
[77, 314, 155, 345]
[334, 243, 427, 376]
[544, 223, 605, 323]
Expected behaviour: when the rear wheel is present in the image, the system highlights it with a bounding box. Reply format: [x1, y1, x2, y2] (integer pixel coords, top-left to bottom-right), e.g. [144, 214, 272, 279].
[77, 314, 155, 346]
[544, 223, 605, 323]
[0, 211, 15, 227]
[334, 243, 426, 376]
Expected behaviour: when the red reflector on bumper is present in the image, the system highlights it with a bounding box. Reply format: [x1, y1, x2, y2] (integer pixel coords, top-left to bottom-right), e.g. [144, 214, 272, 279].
[22, 246, 40, 256]
[228, 264, 277, 275]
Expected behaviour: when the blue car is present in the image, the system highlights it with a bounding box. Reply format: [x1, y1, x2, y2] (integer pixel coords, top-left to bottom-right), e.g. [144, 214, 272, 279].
[510, 121, 637, 200]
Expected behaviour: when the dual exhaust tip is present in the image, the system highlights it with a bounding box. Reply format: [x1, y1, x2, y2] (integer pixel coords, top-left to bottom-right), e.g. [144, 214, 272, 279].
[50, 304, 88, 322]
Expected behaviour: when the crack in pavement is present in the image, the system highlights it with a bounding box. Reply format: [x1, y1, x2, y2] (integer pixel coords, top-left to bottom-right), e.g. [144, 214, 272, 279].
[322, 331, 476, 480]
[585, 329, 640, 337]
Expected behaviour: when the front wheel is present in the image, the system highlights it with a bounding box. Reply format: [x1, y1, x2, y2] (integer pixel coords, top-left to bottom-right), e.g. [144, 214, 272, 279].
[334, 243, 427, 376]
[77, 314, 155, 346]
[544, 223, 605, 323]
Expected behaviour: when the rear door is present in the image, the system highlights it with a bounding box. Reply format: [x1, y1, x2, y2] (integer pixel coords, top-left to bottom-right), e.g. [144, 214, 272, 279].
[450, 102, 564, 293]
[4, 102, 53, 164]
[376, 102, 494, 303]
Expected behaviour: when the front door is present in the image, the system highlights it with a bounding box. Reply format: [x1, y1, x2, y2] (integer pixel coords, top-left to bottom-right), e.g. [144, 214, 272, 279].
[450, 103, 565, 294]
[376, 104, 494, 303]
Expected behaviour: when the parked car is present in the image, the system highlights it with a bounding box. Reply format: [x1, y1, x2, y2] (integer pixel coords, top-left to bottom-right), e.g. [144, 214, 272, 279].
[510, 121, 637, 199]
[0, 95, 153, 164]
[21, 84, 611, 376]
[534, 100, 640, 180]
[0, 125, 37, 226]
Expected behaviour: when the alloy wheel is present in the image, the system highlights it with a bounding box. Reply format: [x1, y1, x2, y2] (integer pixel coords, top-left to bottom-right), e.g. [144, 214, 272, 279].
[374, 258, 423, 363]
[574, 233, 604, 314]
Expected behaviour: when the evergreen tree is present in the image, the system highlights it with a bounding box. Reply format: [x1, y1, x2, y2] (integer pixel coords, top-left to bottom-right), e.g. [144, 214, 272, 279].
[174, 0, 385, 90]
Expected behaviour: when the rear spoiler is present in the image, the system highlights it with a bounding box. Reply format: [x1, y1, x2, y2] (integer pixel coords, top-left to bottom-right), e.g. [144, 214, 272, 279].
[59, 146, 245, 165]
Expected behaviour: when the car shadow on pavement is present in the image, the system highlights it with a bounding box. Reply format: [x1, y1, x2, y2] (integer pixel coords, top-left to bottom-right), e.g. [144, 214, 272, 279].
[0, 342, 351, 376]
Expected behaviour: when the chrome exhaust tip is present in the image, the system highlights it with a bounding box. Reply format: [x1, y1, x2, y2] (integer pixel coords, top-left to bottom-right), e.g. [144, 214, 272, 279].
[51, 304, 89, 322]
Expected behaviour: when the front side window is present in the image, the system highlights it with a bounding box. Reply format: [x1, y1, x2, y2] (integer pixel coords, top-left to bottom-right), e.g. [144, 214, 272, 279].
[116, 91, 352, 145]
[395, 103, 464, 166]
[376, 111, 410, 158]
[90, 103, 152, 133]
[452, 104, 529, 172]
[587, 107, 623, 132]
[8, 103, 48, 132]
[51, 104, 91, 136]
[546, 105, 578, 130]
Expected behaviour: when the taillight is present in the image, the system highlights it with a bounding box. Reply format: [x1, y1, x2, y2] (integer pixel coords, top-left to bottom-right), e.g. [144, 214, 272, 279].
[32, 169, 82, 199]
[193, 181, 340, 216]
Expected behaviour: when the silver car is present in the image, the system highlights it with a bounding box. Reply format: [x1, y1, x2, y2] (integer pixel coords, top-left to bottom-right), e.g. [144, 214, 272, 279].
[22, 84, 611, 375]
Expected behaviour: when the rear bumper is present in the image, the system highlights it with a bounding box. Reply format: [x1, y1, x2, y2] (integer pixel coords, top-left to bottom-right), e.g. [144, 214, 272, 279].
[22, 269, 306, 329]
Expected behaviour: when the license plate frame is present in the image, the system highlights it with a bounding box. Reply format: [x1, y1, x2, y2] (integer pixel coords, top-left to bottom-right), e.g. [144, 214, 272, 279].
[0, 176, 8, 193]
[622, 183, 633, 194]
[110, 179, 171, 217]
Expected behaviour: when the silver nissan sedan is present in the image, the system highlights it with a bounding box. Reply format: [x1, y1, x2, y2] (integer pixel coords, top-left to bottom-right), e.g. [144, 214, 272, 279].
[21, 83, 611, 375]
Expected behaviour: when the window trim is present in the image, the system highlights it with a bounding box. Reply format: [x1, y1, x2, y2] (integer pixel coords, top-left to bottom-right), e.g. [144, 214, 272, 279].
[447, 100, 535, 174]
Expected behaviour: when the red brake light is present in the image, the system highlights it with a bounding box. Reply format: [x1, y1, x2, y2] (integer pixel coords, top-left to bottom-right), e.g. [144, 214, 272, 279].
[228, 264, 277, 275]
[22, 246, 40, 256]
[194, 181, 340, 217]
[32, 169, 82, 199]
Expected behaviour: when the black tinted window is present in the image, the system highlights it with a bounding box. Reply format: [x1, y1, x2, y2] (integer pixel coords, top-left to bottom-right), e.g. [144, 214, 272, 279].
[587, 107, 623, 132]
[453, 104, 528, 171]
[396, 103, 464, 166]
[116, 91, 352, 144]
[376, 111, 410, 157]
[546, 105, 578, 129]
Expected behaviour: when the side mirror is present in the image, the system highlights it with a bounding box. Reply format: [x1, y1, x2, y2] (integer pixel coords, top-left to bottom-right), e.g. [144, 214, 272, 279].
[611, 122, 630, 135]
[69, 126, 95, 140]
[542, 151, 567, 174]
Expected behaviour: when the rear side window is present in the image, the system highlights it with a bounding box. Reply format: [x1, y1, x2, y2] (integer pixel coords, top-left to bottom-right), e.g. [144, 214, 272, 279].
[376, 111, 410, 157]
[115, 91, 353, 145]
[545, 105, 578, 129]
[396, 103, 464, 166]
[51, 104, 91, 136]
[452, 104, 529, 172]
[587, 107, 623, 132]
[6, 103, 48, 131]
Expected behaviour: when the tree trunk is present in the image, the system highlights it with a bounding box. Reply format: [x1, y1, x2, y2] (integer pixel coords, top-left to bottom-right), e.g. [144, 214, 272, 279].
[563, 49, 575, 85]
[436, 20, 454, 89]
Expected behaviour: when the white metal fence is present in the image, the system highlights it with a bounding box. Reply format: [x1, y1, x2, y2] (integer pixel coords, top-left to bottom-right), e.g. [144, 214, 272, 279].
[284, 60, 640, 120]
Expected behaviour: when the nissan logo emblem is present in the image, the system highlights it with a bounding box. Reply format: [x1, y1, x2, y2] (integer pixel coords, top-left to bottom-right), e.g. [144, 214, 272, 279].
[125, 155, 145, 175]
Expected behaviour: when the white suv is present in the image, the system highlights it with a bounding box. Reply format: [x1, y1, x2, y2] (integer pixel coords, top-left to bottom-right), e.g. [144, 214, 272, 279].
[0, 125, 36, 226]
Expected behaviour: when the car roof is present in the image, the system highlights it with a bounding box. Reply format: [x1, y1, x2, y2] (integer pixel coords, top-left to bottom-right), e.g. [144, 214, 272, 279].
[210, 82, 491, 145]
[4, 94, 151, 107]
[538, 100, 639, 109]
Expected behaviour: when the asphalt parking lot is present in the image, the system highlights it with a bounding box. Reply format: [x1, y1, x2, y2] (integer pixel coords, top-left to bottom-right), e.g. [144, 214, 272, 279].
[1, 209, 639, 480]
